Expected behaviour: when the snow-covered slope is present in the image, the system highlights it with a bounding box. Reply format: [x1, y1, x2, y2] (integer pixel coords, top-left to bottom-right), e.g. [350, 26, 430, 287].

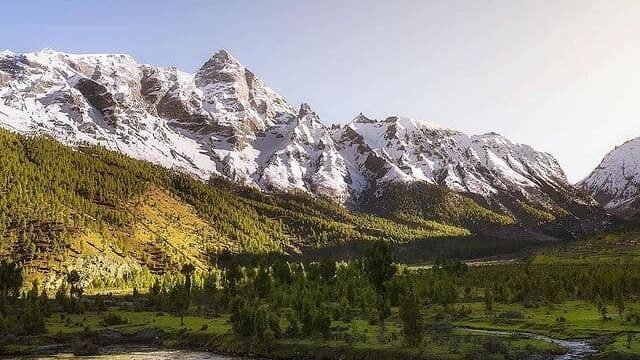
[580, 138, 640, 218]
[0, 48, 352, 201]
[0, 48, 594, 217]
[332, 114, 595, 215]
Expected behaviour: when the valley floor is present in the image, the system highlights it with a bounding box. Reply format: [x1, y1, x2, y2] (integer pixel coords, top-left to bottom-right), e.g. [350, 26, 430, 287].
[1, 306, 564, 360]
[4, 298, 640, 359]
[6, 231, 640, 359]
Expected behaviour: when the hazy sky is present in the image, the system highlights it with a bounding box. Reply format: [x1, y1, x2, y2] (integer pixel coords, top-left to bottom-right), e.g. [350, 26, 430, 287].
[2, 0, 640, 182]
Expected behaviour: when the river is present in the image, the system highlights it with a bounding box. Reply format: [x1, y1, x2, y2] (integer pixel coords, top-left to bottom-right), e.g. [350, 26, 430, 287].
[3, 347, 243, 360]
[457, 327, 597, 360]
[4, 331, 597, 360]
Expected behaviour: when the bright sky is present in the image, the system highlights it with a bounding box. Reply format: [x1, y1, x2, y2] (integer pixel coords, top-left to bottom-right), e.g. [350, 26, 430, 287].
[2, 0, 640, 182]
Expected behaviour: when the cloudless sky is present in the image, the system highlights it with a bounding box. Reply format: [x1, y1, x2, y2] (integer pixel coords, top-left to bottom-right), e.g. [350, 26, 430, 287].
[2, 0, 640, 182]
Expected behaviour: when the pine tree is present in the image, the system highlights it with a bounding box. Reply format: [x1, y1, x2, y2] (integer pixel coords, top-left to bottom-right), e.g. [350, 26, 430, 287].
[399, 285, 424, 347]
[363, 240, 396, 343]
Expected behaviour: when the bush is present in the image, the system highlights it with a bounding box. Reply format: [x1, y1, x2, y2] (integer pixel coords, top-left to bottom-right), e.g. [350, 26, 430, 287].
[482, 337, 508, 355]
[254, 304, 281, 346]
[22, 304, 47, 335]
[334, 296, 353, 322]
[230, 297, 281, 345]
[100, 312, 128, 326]
[498, 311, 524, 319]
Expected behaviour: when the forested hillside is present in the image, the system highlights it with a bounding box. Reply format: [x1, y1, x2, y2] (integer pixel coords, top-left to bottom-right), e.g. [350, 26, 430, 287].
[0, 129, 500, 290]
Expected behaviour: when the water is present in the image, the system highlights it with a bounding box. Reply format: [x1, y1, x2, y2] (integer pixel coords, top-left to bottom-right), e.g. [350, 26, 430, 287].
[456, 327, 597, 360]
[4, 347, 242, 360]
[4, 332, 597, 360]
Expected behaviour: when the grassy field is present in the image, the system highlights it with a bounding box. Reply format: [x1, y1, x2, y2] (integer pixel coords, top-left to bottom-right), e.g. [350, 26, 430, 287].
[0, 305, 564, 360]
[453, 300, 638, 338]
[529, 229, 640, 266]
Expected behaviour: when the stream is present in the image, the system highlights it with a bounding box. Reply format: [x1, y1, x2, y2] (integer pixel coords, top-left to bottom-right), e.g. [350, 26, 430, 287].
[3, 347, 243, 360]
[3, 331, 598, 360]
[456, 327, 597, 359]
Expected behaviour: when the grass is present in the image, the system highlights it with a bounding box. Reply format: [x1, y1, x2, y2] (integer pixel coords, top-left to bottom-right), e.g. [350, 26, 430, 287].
[452, 300, 640, 339]
[46, 310, 231, 336]
[529, 230, 640, 266]
[2, 306, 559, 360]
[606, 333, 640, 354]
[29, 281, 640, 358]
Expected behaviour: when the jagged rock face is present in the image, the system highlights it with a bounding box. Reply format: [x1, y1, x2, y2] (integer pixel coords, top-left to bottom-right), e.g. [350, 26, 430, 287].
[73, 77, 118, 126]
[333, 115, 597, 217]
[0, 48, 595, 213]
[254, 103, 351, 201]
[0, 48, 350, 201]
[580, 138, 640, 218]
[194, 50, 295, 147]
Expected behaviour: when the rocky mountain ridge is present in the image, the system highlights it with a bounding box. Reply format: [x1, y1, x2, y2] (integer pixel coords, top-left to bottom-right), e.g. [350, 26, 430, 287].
[0, 48, 599, 225]
[580, 137, 640, 219]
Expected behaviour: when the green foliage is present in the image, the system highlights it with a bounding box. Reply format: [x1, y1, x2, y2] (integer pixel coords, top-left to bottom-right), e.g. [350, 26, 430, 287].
[20, 282, 47, 335]
[168, 282, 190, 326]
[0, 129, 483, 284]
[66, 270, 83, 299]
[515, 200, 556, 223]
[363, 182, 515, 228]
[363, 240, 396, 342]
[230, 296, 281, 344]
[399, 285, 424, 347]
[100, 312, 129, 326]
[0, 261, 22, 300]
[363, 240, 396, 295]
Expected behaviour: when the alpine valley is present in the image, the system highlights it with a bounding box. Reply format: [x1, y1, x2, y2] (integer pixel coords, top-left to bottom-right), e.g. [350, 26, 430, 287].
[0, 49, 612, 288]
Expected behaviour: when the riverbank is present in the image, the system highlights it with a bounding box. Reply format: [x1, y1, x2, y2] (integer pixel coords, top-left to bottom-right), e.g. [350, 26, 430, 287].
[0, 309, 565, 360]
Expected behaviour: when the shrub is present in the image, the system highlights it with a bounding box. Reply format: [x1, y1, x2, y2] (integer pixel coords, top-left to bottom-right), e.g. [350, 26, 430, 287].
[100, 312, 128, 326]
[482, 336, 508, 354]
[497, 311, 524, 319]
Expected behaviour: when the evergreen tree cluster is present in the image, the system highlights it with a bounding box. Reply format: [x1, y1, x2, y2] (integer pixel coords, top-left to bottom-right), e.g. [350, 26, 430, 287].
[0, 129, 476, 278]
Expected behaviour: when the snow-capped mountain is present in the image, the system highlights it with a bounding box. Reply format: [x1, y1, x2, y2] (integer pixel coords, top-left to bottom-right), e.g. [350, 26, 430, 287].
[580, 137, 640, 218]
[332, 114, 593, 212]
[0, 48, 595, 218]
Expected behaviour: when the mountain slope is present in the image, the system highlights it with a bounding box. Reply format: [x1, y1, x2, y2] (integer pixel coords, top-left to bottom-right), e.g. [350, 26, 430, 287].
[580, 137, 640, 219]
[333, 115, 597, 220]
[0, 48, 352, 202]
[0, 128, 488, 290]
[0, 48, 603, 235]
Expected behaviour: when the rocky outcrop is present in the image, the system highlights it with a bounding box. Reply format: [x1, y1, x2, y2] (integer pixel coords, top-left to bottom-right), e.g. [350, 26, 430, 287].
[74, 77, 117, 126]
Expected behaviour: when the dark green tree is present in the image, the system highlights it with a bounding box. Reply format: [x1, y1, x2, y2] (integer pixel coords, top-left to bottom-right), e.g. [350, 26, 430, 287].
[399, 285, 424, 347]
[363, 239, 396, 342]
[181, 263, 196, 293]
[169, 282, 190, 327]
[0, 261, 23, 300]
[255, 266, 272, 299]
[66, 270, 82, 300]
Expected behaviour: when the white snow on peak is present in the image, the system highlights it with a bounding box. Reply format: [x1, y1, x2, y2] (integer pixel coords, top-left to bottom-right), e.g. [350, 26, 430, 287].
[0, 48, 582, 210]
[580, 137, 640, 215]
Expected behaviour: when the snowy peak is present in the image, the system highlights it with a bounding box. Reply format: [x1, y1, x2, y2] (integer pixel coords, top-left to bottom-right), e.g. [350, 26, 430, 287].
[335, 113, 592, 217]
[352, 113, 376, 124]
[194, 49, 294, 140]
[195, 49, 244, 85]
[0, 48, 597, 220]
[580, 137, 640, 218]
[297, 102, 314, 118]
